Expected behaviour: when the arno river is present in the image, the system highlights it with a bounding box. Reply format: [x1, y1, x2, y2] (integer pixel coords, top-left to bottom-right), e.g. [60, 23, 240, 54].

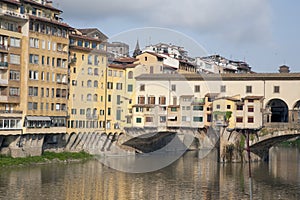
[0, 147, 299, 200]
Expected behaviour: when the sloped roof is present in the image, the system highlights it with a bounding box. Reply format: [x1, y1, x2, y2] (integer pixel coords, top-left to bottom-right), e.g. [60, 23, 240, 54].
[77, 28, 108, 40]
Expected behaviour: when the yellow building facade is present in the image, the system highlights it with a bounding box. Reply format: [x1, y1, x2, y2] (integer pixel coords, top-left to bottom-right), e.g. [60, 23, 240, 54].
[67, 28, 108, 134]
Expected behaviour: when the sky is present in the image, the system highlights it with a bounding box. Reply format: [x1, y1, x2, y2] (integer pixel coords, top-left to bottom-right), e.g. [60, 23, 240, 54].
[53, 0, 300, 72]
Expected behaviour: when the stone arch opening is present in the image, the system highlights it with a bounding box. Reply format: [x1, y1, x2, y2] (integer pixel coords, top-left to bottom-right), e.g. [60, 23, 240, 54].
[266, 99, 289, 123]
[292, 100, 300, 123]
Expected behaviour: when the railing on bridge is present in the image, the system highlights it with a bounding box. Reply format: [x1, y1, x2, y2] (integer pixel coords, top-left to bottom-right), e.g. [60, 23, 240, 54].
[263, 122, 300, 129]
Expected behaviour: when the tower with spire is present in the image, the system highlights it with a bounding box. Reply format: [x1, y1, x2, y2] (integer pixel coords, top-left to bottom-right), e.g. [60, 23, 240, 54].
[133, 39, 141, 58]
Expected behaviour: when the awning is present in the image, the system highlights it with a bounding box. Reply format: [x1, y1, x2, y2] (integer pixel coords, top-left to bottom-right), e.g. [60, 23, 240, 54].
[26, 116, 51, 121]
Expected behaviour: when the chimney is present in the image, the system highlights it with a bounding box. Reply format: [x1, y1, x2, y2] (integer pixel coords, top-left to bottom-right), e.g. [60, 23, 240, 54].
[278, 65, 290, 73]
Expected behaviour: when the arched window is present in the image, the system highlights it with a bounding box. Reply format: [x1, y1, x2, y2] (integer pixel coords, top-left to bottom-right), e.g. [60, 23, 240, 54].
[86, 108, 91, 116]
[94, 80, 98, 88]
[93, 94, 98, 102]
[87, 80, 92, 87]
[128, 71, 133, 79]
[94, 68, 99, 76]
[93, 108, 97, 116]
[88, 67, 93, 75]
[87, 94, 92, 101]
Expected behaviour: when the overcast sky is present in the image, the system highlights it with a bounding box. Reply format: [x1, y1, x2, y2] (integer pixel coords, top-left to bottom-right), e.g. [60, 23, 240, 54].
[54, 0, 300, 72]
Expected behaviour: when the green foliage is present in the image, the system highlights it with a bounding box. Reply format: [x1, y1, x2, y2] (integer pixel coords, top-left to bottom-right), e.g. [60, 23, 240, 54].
[239, 135, 245, 150]
[0, 151, 92, 167]
[225, 111, 232, 121]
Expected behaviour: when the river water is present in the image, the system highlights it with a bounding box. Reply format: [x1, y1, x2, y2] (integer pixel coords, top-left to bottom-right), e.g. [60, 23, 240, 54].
[0, 147, 299, 200]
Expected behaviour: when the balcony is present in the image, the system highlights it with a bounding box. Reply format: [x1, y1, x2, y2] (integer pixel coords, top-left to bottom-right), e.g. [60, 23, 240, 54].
[192, 98, 205, 105]
[0, 8, 28, 21]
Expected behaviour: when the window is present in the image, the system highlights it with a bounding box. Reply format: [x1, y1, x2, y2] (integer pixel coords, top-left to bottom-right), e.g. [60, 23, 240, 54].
[171, 84, 176, 91]
[148, 96, 155, 104]
[136, 118, 142, 123]
[10, 54, 20, 64]
[116, 83, 122, 90]
[88, 55, 92, 65]
[173, 97, 177, 105]
[183, 116, 191, 122]
[87, 80, 92, 87]
[29, 54, 39, 64]
[88, 67, 93, 75]
[237, 104, 243, 110]
[87, 94, 92, 101]
[29, 38, 39, 48]
[107, 82, 113, 89]
[28, 87, 38, 96]
[140, 84, 145, 91]
[145, 117, 153, 123]
[160, 116, 166, 123]
[246, 86, 252, 93]
[193, 105, 203, 111]
[41, 40, 45, 49]
[116, 109, 122, 121]
[216, 104, 220, 109]
[127, 84, 133, 92]
[138, 96, 145, 104]
[117, 95, 121, 105]
[236, 117, 243, 123]
[220, 85, 226, 93]
[227, 105, 231, 109]
[85, 41, 90, 48]
[171, 107, 177, 112]
[9, 70, 20, 80]
[80, 109, 85, 115]
[71, 109, 77, 115]
[48, 41, 51, 50]
[28, 102, 38, 110]
[159, 96, 166, 105]
[144, 56, 147, 61]
[29, 70, 39, 80]
[248, 116, 254, 123]
[94, 81, 98, 88]
[150, 66, 154, 74]
[194, 85, 200, 92]
[108, 94, 111, 102]
[94, 68, 99, 76]
[93, 94, 98, 102]
[248, 106, 254, 112]
[193, 117, 203, 122]
[274, 86, 280, 93]
[128, 71, 133, 79]
[107, 107, 111, 116]
[9, 87, 20, 96]
[10, 37, 21, 47]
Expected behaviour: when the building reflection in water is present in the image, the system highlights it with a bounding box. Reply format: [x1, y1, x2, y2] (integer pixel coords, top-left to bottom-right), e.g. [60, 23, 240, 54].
[0, 147, 299, 200]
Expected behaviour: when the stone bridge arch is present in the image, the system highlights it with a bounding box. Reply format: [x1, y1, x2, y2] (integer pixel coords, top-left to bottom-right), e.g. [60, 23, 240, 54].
[250, 131, 300, 161]
[266, 98, 289, 123]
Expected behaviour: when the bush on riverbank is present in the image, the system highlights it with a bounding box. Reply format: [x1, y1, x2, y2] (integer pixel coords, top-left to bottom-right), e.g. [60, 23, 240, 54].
[279, 138, 300, 147]
[0, 151, 93, 167]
